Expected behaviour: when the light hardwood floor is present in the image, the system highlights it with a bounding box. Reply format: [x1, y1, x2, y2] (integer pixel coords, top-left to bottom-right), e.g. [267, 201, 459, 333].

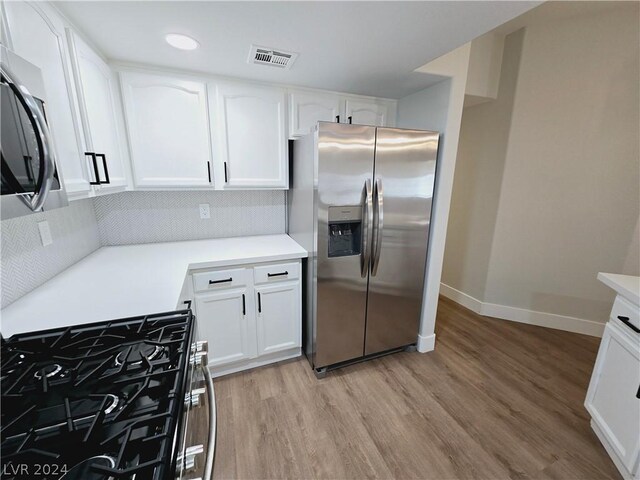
[212, 296, 619, 479]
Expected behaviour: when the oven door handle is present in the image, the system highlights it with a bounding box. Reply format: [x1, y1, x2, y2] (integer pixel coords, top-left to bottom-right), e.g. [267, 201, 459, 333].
[1, 62, 56, 212]
[201, 362, 216, 480]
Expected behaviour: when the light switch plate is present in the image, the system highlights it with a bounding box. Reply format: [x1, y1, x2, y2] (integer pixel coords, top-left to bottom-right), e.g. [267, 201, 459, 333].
[199, 204, 210, 219]
[38, 221, 53, 246]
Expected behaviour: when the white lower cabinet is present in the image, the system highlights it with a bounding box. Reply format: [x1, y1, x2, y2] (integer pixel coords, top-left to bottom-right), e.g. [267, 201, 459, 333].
[585, 295, 640, 479]
[255, 283, 300, 356]
[195, 288, 255, 367]
[192, 260, 301, 377]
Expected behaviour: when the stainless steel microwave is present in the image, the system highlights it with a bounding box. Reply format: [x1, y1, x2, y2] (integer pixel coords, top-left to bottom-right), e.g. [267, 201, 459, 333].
[1, 45, 68, 220]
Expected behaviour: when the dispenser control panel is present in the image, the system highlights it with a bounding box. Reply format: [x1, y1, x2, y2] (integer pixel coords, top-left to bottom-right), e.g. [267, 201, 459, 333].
[328, 206, 362, 258]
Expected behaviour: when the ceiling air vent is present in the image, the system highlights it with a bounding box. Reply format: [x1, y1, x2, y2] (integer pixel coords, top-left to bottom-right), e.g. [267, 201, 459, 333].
[248, 45, 298, 70]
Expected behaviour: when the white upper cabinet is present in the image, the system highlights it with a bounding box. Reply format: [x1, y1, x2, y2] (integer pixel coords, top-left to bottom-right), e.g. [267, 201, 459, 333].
[288, 90, 341, 138]
[3, 2, 90, 197]
[67, 30, 128, 193]
[120, 71, 212, 188]
[344, 99, 388, 127]
[210, 82, 288, 189]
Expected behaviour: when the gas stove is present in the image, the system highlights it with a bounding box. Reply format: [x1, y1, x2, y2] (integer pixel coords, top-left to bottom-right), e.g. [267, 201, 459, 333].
[0, 309, 212, 480]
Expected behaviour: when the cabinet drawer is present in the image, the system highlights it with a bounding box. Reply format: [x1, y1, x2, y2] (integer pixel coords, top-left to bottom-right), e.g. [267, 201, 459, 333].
[254, 262, 300, 284]
[193, 268, 248, 292]
[611, 295, 640, 334]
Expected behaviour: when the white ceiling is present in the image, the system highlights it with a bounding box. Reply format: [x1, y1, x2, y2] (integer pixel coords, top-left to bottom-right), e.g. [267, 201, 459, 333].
[56, 1, 540, 99]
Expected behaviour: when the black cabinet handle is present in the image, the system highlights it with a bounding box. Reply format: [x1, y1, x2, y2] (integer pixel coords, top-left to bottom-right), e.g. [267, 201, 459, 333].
[207, 161, 212, 183]
[209, 278, 232, 285]
[183, 299, 192, 309]
[223, 162, 228, 183]
[267, 271, 288, 278]
[258, 292, 262, 313]
[348, 116, 353, 124]
[85, 152, 100, 185]
[95, 153, 110, 184]
[636, 384, 640, 399]
[242, 294, 246, 316]
[618, 315, 640, 333]
[335, 115, 340, 123]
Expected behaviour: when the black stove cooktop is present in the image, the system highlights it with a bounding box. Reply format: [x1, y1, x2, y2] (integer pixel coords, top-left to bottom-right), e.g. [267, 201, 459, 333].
[0, 309, 194, 480]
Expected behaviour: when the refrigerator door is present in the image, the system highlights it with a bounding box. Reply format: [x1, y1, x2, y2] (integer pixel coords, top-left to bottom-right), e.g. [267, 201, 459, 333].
[315, 122, 375, 368]
[365, 127, 439, 355]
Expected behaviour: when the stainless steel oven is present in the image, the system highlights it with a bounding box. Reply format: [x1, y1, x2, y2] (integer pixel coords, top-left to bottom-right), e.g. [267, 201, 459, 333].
[1, 45, 67, 220]
[176, 315, 216, 480]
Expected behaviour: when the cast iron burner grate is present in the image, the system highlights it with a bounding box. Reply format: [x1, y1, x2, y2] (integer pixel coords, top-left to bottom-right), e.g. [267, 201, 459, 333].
[0, 309, 194, 480]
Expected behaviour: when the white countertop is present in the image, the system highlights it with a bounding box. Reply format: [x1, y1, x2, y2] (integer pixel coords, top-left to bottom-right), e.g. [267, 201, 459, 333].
[598, 272, 640, 306]
[1, 235, 307, 338]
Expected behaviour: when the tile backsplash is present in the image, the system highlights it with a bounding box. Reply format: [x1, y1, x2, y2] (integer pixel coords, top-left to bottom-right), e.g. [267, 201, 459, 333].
[92, 190, 286, 245]
[1, 199, 101, 308]
[1, 190, 287, 308]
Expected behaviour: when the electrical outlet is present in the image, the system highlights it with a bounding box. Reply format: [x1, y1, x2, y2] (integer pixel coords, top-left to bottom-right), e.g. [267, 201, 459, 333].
[199, 204, 210, 219]
[38, 221, 53, 246]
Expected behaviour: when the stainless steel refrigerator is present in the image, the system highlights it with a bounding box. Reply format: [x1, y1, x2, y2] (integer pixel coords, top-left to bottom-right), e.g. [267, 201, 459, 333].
[288, 122, 439, 375]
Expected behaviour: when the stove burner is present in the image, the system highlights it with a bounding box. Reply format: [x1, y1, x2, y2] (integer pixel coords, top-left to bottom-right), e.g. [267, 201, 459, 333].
[34, 363, 63, 380]
[114, 344, 163, 366]
[103, 394, 119, 415]
[1, 309, 194, 480]
[61, 455, 116, 480]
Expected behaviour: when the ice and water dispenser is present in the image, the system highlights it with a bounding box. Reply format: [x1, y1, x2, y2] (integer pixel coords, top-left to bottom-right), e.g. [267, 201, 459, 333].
[327, 206, 362, 258]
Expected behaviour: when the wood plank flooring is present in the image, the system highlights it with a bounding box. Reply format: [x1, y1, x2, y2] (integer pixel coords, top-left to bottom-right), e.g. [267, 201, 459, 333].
[212, 296, 620, 479]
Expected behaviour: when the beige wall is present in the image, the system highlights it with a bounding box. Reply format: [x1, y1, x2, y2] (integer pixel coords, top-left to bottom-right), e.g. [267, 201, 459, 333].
[442, 1, 640, 324]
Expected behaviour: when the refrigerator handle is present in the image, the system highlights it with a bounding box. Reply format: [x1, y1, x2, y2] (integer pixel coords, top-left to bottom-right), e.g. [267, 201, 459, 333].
[371, 178, 384, 276]
[360, 179, 373, 278]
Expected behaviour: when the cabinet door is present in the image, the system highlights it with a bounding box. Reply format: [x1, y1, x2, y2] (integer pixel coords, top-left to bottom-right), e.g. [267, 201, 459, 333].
[585, 322, 640, 472]
[255, 283, 300, 356]
[344, 99, 388, 127]
[211, 82, 287, 189]
[120, 71, 212, 188]
[288, 91, 341, 138]
[3, 2, 90, 197]
[195, 289, 256, 367]
[67, 30, 127, 192]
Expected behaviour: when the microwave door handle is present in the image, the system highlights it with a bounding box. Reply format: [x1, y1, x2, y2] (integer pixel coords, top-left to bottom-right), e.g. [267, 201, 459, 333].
[360, 179, 373, 278]
[371, 178, 384, 276]
[1, 63, 56, 212]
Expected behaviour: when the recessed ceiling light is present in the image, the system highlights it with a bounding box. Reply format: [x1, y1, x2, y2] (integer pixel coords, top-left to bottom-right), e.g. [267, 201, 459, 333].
[165, 33, 199, 51]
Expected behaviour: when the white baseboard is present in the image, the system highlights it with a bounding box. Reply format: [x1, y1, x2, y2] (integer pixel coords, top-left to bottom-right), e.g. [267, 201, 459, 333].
[440, 283, 605, 337]
[417, 333, 436, 352]
[439, 283, 483, 312]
